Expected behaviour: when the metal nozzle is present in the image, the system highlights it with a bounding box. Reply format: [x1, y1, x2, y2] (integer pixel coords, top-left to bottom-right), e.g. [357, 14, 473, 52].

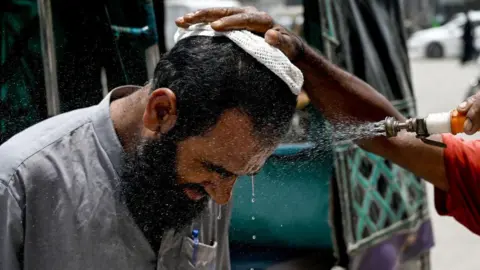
[384, 117, 417, 138]
[384, 116, 446, 148]
[384, 116, 429, 137]
[384, 117, 398, 138]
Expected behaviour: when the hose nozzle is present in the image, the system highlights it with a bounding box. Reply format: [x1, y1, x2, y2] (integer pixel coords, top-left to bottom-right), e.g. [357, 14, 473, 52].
[383, 116, 446, 148]
[384, 117, 419, 138]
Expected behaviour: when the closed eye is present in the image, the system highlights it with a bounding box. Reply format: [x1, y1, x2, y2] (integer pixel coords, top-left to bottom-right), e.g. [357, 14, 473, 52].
[202, 161, 237, 179]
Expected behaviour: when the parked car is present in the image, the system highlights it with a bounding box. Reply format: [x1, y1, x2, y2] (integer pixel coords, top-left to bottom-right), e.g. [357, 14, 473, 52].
[408, 11, 480, 58]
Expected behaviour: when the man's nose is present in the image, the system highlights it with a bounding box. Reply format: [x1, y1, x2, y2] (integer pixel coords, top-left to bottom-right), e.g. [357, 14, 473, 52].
[210, 178, 237, 205]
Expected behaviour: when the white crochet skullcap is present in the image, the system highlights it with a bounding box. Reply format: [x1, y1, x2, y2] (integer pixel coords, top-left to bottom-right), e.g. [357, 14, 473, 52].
[173, 23, 304, 95]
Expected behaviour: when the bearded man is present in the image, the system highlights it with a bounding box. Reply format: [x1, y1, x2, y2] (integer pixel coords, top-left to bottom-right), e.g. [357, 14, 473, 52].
[0, 28, 300, 269]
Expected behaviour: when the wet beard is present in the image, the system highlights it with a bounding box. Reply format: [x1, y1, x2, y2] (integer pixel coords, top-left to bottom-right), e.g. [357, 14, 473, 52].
[119, 135, 209, 252]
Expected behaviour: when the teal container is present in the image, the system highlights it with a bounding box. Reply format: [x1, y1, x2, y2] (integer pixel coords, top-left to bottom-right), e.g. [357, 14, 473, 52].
[230, 109, 334, 248]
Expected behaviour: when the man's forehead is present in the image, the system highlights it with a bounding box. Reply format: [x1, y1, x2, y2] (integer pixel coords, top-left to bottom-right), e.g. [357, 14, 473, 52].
[200, 109, 276, 175]
[204, 145, 274, 176]
[201, 110, 255, 145]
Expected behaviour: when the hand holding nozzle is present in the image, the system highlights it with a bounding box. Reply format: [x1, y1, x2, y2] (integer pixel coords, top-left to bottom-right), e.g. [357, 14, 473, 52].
[383, 108, 480, 147]
[457, 92, 480, 135]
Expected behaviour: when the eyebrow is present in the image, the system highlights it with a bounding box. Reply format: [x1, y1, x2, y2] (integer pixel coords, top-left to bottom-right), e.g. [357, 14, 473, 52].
[202, 161, 261, 178]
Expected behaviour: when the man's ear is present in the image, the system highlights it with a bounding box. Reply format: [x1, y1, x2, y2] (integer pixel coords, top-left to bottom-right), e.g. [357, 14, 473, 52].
[143, 88, 178, 134]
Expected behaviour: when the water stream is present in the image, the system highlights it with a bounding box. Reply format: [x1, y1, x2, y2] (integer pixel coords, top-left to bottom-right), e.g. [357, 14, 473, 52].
[251, 175, 256, 241]
[217, 204, 221, 220]
[332, 120, 386, 142]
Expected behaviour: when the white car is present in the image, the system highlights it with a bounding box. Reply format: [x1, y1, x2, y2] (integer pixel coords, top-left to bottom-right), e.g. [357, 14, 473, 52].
[408, 11, 480, 59]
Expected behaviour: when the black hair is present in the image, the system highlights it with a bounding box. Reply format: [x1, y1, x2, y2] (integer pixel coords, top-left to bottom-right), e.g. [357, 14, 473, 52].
[151, 36, 297, 145]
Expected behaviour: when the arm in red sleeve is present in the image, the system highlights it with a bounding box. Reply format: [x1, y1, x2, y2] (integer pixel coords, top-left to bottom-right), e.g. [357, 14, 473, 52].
[435, 134, 480, 235]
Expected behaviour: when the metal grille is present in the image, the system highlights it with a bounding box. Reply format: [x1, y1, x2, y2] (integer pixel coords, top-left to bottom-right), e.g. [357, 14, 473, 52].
[334, 142, 429, 253]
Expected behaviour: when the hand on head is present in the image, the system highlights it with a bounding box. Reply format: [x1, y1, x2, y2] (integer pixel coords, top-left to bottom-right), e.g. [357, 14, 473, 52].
[175, 7, 305, 61]
[458, 91, 480, 135]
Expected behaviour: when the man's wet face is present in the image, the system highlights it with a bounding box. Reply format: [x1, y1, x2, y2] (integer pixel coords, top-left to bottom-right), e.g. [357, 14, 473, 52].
[120, 109, 275, 250]
[120, 134, 209, 250]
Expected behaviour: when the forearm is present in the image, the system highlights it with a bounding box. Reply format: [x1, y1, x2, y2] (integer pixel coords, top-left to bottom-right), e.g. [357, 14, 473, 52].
[359, 134, 448, 191]
[296, 46, 404, 123]
[295, 46, 448, 190]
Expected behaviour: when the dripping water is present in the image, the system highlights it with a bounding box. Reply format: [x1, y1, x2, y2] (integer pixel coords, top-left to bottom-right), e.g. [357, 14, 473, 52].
[251, 175, 256, 241]
[217, 204, 222, 220]
[251, 175, 255, 203]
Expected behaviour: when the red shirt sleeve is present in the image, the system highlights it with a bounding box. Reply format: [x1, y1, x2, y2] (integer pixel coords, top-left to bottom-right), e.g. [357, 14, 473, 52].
[435, 134, 480, 235]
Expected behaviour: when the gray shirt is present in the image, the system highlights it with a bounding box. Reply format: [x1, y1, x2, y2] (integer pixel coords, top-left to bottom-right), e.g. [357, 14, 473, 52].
[0, 86, 231, 270]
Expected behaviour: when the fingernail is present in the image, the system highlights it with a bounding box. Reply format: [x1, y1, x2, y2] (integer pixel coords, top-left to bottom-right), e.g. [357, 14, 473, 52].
[176, 17, 184, 23]
[459, 101, 468, 109]
[211, 21, 221, 28]
[185, 13, 194, 18]
[465, 118, 473, 132]
[265, 31, 280, 46]
[265, 35, 275, 45]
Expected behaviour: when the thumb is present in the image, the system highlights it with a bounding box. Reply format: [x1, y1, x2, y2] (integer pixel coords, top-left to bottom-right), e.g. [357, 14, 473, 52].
[264, 29, 296, 60]
[457, 100, 471, 113]
[265, 29, 281, 47]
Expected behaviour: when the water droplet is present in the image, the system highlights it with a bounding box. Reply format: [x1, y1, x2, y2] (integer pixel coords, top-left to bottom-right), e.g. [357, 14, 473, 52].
[251, 216, 255, 220]
[217, 204, 222, 220]
[251, 175, 255, 204]
[252, 235, 256, 240]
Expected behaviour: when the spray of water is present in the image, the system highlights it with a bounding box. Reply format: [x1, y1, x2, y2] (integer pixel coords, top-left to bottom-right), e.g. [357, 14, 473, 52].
[241, 119, 387, 242]
[332, 120, 386, 142]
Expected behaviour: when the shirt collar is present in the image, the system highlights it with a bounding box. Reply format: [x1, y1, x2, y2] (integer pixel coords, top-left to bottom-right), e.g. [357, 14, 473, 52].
[91, 85, 142, 176]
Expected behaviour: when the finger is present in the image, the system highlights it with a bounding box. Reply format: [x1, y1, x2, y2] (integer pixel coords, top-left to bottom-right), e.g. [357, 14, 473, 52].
[176, 8, 245, 27]
[175, 17, 188, 27]
[211, 12, 274, 33]
[457, 97, 474, 113]
[178, 7, 257, 26]
[264, 29, 282, 47]
[265, 29, 298, 60]
[465, 101, 480, 135]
